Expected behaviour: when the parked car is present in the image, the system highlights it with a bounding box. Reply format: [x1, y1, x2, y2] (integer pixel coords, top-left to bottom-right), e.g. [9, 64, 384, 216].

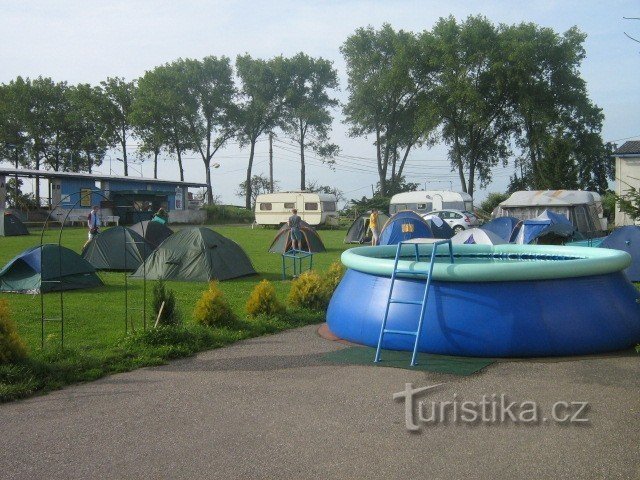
[422, 209, 479, 233]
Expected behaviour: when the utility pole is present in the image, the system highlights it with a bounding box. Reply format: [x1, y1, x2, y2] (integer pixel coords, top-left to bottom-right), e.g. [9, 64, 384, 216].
[269, 133, 274, 193]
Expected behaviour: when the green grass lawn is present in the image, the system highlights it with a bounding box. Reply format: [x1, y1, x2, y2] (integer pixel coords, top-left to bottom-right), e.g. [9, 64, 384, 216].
[0, 225, 351, 402]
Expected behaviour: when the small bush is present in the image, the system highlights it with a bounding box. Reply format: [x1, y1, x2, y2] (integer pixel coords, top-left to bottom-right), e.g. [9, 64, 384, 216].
[287, 263, 345, 312]
[193, 281, 237, 327]
[246, 280, 285, 317]
[0, 300, 28, 364]
[152, 280, 180, 326]
[288, 270, 329, 311]
[323, 261, 345, 295]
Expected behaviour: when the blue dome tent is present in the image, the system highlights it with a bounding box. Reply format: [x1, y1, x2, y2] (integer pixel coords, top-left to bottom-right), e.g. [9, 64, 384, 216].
[379, 211, 436, 245]
[514, 210, 576, 245]
[599, 226, 640, 281]
[482, 216, 521, 242]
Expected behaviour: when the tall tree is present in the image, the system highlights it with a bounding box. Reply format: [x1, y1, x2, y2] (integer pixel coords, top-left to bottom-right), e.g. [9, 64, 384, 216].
[236, 174, 279, 209]
[342, 24, 438, 196]
[177, 56, 236, 205]
[502, 23, 612, 193]
[235, 54, 286, 209]
[280, 53, 339, 190]
[66, 83, 111, 173]
[101, 77, 136, 176]
[425, 16, 513, 197]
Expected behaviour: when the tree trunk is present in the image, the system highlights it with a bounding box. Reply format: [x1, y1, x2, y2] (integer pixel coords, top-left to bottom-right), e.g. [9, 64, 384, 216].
[468, 160, 475, 198]
[35, 157, 41, 207]
[153, 150, 158, 179]
[300, 123, 306, 191]
[375, 128, 386, 196]
[121, 123, 128, 176]
[177, 148, 184, 182]
[205, 157, 214, 206]
[245, 139, 256, 210]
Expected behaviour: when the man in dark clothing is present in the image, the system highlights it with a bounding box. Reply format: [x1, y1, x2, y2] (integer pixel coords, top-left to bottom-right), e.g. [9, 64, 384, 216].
[288, 209, 303, 251]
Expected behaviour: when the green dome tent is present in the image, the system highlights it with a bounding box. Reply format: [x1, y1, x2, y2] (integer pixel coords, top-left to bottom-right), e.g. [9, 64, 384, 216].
[268, 221, 326, 253]
[81, 226, 155, 271]
[131, 227, 256, 282]
[344, 212, 390, 243]
[0, 244, 103, 293]
[0, 212, 29, 236]
[130, 220, 173, 248]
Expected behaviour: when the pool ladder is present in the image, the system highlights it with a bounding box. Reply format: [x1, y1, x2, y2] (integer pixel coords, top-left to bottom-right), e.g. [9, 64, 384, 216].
[374, 240, 454, 366]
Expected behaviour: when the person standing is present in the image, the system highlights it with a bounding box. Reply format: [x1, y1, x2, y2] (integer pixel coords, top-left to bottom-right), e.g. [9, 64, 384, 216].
[288, 208, 303, 251]
[369, 208, 380, 246]
[83, 205, 100, 249]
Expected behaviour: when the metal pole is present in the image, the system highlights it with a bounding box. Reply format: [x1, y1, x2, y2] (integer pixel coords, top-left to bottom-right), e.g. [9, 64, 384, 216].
[269, 133, 274, 193]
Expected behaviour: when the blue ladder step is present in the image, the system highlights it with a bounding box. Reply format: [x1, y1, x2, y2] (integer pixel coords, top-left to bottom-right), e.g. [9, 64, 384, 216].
[383, 329, 418, 336]
[389, 299, 423, 306]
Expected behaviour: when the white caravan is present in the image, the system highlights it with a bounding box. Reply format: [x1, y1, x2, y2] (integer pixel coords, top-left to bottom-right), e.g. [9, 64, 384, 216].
[389, 190, 473, 215]
[495, 190, 607, 235]
[254, 191, 338, 226]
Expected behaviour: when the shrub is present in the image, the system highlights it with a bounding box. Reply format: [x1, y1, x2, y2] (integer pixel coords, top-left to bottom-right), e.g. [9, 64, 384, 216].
[288, 270, 329, 311]
[193, 281, 237, 327]
[322, 261, 345, 295]
[0, 300, 27, 364]
[152, 280, 180, 326]
[246, 280, 285, 317]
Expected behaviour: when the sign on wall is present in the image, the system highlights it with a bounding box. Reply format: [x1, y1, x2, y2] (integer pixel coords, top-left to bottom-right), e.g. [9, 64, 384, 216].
[80, 188, 92, 207]
[175, 186, 183, 210]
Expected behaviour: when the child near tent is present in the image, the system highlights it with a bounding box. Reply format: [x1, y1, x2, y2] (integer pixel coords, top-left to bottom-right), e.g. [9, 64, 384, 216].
[83, 206, 100, 249]
[288, 209, 302, 250]
[369, 209, 380, 246]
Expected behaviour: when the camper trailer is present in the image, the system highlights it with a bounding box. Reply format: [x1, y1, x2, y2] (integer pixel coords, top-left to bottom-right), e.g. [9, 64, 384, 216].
[495, 190, 607, 236]
[254, 191, 338, 226]
[389, 190, 473, 215]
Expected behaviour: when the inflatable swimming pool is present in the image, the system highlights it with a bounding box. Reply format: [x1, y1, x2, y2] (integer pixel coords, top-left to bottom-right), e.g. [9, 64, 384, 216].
[326, 244, 640, 357]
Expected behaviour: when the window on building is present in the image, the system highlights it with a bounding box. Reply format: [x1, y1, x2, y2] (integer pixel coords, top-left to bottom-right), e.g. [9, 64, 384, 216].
[284, 202, 295, 209]
[259, 203, 272, 211]
[305, 202, 318, 211]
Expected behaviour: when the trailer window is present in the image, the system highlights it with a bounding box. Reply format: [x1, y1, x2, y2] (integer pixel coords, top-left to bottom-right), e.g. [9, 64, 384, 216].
[322, 201, 336, 212]
[284, 202, 295, 209]
[259, 203, 272, 211]
[305, 202, 318, 211]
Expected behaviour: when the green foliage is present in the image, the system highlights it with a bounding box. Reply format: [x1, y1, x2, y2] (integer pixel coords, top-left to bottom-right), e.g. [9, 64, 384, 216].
[323, 261, 346, 294]
[615, 185, 640, 222]
[341, 24, 437, 197]
[203, 204, 254, 224]
[193, 281, 237, 327]
[287, 262, 345, 311]
[601, 191, 617, 225]
[152, 280, 180, 326]
[479, 192, 510, 217]
[344, 195, 391, 217]
[288, 270, 327, 311]
[0, 300, 27, 364]
[237, 174, 279, 209]
[246, 280, 285, 317]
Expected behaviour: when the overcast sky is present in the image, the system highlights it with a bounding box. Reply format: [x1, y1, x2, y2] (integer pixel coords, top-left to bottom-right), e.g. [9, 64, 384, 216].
[1, 1, 639, 204]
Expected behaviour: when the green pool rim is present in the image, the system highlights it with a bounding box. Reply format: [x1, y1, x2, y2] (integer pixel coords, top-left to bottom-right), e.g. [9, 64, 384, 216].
[341, 244, 632, 282]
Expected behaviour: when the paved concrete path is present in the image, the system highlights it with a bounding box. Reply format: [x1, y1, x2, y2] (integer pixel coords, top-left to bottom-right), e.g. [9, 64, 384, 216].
[0, 325, 638, 480]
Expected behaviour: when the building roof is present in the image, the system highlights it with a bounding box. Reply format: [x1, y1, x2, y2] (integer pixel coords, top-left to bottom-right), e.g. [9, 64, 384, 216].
[500, 190, 601, 208]
[615, 141, 640, 155]
[0, 167, 206, 188]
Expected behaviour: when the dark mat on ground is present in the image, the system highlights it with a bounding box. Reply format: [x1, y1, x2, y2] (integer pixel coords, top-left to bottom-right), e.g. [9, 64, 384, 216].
[321, 346, 494, 376]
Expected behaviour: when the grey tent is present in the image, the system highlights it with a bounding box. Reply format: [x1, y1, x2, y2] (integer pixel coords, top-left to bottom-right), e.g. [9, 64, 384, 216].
[268, 221, 326, 253]
[0, 244, 103, 293]
[131, 227, 256, 281]
[0, 212, 29, 236]
[130, 220, 173, 248]
[81, 226, 155, 271]
[344, 213, 390, 243]
[451, 228, 506, 245]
